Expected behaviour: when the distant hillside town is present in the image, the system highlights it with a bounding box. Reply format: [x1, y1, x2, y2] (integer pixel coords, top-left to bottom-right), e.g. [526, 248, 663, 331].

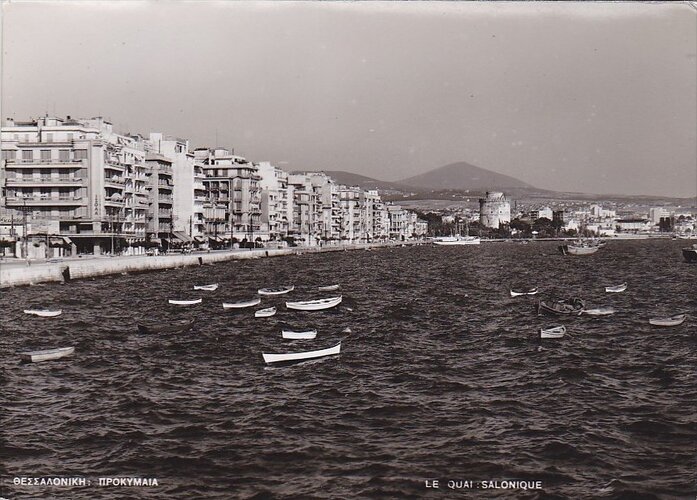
[0, 115, 428, 258]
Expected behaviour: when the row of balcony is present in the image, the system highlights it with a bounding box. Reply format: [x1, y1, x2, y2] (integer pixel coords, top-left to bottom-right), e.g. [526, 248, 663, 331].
[5, 196, 85, 206]
[5, 177, 86, 186]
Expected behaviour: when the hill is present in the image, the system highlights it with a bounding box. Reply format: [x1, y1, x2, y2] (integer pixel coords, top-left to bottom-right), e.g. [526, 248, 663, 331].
[293, 170, 410, 192]
[398, 161, 533, 191]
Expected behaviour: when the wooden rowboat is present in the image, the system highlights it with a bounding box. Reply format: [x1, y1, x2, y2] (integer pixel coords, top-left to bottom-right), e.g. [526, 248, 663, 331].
[23, 309, 62, 317]
[538, 298, 585, 315]
[282, 329, 317, 339]
[194, 283, 218, 291]
[255, 307, 277, 318]
[286, 296, 342, 311]
[168, 298, 202, 306]
[649, 314, 686, 327]
[510, 287, 538, 297]
[605, 283, 627, 293]
[318, 284, 340, 292]
[223, 298, 261, 309]
[137, 319, 194, 335]
[262, 342, 341, 364]
[19, 346, 74, 363]
[581, 307, 616, 316]
[540, 326, 566, 339]
[258, 286, 294, 296]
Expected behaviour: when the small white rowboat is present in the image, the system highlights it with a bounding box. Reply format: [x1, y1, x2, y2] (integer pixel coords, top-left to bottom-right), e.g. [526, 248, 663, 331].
[649, 314, 686, 327]
[540, 325, 566, 339]
[194, 283, 218, 291]
[168, 298, 202, 306]
[318, 284, 340, 292]
[255, 307, 277, 318]
[510, 287, 538, 297]
[605, 283, 627, 293]
[282, 329, 318, 339]
[223, 298, 262, 309]
[20, 346, 74, 363]
[23, 309, 62, 317]
[258, 286, 295, 296]
[286, 296, 342, 311]
[262, 342, 341, 364]
[581, 307, 616, 316]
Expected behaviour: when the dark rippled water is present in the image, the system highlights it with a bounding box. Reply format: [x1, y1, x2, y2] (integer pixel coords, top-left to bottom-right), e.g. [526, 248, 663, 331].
[2, 240, 696, 499]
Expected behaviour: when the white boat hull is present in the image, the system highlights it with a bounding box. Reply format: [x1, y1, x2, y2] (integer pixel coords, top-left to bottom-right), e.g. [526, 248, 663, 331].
[223, 298, 262, 309]
[20, 346, 74, 363]
[582, 308, 616, 316]
[649, 314, 686, 327]
[263, 342, 341, 364]
[258, 286, 295, 296]
[605, 284, 627, 293]
[282, 329, 318, 339]
[566, 246, 599, 255]
[168, 299, 202, 306]
[433, 237, 481, 246]
[194, 284, 218, 291]
[255, 307, 277, 318]
[318, 284, 340, 292]
[286, 296, 342, 311]
[23, 309, 62, 317]
[510, 288, 538, 297]
[541, 326, 566, 339]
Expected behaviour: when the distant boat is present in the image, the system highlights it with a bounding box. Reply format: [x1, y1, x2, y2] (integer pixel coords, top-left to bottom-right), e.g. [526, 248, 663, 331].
[286, 296, 342, 311]
[433, 236, 481, 246]
[559, 240, 601, 255]
[318, 284, 340, 292]
[258, 286, 295, 296]
[538, 298, 585, 315]
[23, 309, 62, 317]
[168, 298, 202, 306]
[649, 314, 686, 327]
[605, 283, 627, 293]
[223, 298, 261, 309]
[540, 326, 566, 339]
[193, 283, 218, 291]
[282, 329, 317, 339]
[510, 287, 538, 297]
[255, 307, 277, 318]
[19, 346, 74, 363]
[682, 244, 697, 263]
[262, 342, 341, 364]
[581, 307, 616, 316]
[137, 319, 194, 335]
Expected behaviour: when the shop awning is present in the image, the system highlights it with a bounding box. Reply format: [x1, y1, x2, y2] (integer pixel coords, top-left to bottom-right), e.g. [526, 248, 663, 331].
[193, 236, 206, 243]
[172, 231, 194, 243]
[209, 236, 223, 242]
[62, 236, 73, 245]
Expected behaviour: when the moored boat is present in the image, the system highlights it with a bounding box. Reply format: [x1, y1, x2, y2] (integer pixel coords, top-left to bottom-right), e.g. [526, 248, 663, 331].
[682, 244, 697, 263]
[19, 346, 74, 363]
[605, 282, 627, 293]
[282, 329, 318, 339]
[581, 307, 616, 316]
[433, 236, 481, 246]
[286, 296, 342, 311]
[540, 326, 566, 339]
[510, 287, 538, 297]
[23, 309, 62, 317]
[258, 286, 294, 296]
[222, 298, 262, 309]
[255, 307, 277, 318]
[538, 298, 585, 315]
[262, 342, 341, 364]
[137, 319, 194, 335]
[649, 314, 686, 327]
[193, 283, 218, 291]
[318, 284, 340, 292]
[168, 298, 202, 306]
[560, 239, 601, 255]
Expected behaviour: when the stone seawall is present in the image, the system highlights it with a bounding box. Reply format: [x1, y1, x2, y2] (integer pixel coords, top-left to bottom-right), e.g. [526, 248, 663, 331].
[0, 242, 416, 288]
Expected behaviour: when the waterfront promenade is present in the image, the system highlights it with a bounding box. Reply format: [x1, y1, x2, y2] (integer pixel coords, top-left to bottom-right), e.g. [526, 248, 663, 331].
[0, 242, 419, 288]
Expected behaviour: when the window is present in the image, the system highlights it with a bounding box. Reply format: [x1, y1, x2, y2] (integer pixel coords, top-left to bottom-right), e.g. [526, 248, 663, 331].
[74, 150, 88, 160]
[46, 133, 53, 142]
[22, 150, 33, 161]
[41, 150, 51, 161]
[1, 150, 16, 161]
[59, 150, 70, 161]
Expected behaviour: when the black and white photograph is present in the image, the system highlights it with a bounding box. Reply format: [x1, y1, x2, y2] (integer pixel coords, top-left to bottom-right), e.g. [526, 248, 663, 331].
[1, 1, 696, 498]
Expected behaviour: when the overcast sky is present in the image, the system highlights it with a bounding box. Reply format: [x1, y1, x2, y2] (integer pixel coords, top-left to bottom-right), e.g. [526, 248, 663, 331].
[2, 1, 696, 197]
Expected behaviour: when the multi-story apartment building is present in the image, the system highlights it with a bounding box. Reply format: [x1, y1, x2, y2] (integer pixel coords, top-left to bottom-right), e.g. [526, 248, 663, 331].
[145, 153, 174, 248]
[287, 173, 320, 245]
[257, 162, 289, 242]
[198, 148, 266, 244]
[338, 186, 363, 242]
[0, 115, 151, 256]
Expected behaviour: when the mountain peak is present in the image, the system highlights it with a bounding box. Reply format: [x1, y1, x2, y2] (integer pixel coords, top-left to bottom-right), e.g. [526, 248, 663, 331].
[398, 161, 533, 191]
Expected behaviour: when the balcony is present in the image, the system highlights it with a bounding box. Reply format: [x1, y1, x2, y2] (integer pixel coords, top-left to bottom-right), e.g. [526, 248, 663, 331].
[5, 177, 85, 187]
[5, 159, 84, 168]
[105, 161, 126, 171]
[5, 196, 84, 206]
